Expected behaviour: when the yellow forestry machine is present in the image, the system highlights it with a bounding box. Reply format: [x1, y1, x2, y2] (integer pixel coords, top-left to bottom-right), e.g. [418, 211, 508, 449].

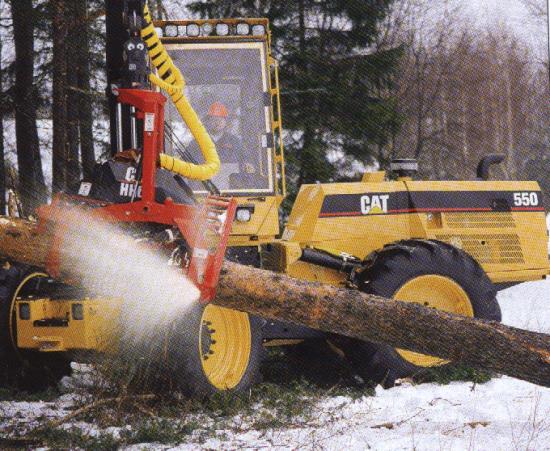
[1, 1, 549, 395]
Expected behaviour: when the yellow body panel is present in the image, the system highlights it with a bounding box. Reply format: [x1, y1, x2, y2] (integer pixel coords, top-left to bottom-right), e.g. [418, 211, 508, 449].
[272, 179, 549, 285]
[16, 298, 120, 353]
[283, 181, 418, 256]
[229, 196, 280, 245]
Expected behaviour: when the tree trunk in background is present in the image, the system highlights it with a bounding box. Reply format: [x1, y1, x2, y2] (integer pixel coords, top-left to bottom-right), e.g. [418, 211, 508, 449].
[52, 0, 69, 193]
[0, 116, 4, 216]
[154, 0, 166, 20]
[10, 0, 47, 214]
[504, 67, 515, 179]
[0, 216, 548, 387]
[66, 6, 82, 192]
[295, 0, 315, 187]
[0, 37, 5, 215]
[76, 0, 96, 180]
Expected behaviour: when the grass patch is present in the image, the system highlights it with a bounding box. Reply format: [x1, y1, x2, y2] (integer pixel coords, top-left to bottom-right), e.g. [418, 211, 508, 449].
[19, 418, 203, 449]
[121, 418, 199, 445]
[32, 427, 120, 451]
[0, 386, 60, 402]
[413, 364, 493, 385]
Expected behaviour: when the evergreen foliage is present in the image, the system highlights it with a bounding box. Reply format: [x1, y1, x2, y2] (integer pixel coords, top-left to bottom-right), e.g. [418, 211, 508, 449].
[189, 0, 402, 202]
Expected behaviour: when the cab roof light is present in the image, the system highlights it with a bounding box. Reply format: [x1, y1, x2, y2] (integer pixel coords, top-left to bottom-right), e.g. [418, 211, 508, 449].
[251, 24, 266, 36]
[187, 23, 200, 37]
[164, 25, 178, 37]
[178, 25, 187, 36]
[201, 23, 214, 36]
[154, 27, 164, 38]
[216, 23, 229, 36]
[236, 22, 250, 35]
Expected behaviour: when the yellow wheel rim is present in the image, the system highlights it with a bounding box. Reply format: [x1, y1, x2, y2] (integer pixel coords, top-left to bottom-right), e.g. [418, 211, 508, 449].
[199, 305, 252, 390]
[393, 275, 474, 367]
[8, 272, 48, 352]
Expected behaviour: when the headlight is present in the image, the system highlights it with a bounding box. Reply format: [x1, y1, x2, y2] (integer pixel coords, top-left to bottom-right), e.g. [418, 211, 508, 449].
[236, 208, 252, 222]
[154, 27, 164, 38]
[19, 303, 31, 320]
[72, 304, 84, 320]
[201, 23, 213, 35]
[251, 25, 266, 36]
[178, 25, 187, 36]
[187, 23, 200, 37]
[216, 23, 229, 36]
[164, 25, 178, 37]
[236, 23, 250, 35]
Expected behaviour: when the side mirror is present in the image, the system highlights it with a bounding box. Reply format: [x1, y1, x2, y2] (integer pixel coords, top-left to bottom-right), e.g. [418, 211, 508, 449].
[477, 154, 505, 181]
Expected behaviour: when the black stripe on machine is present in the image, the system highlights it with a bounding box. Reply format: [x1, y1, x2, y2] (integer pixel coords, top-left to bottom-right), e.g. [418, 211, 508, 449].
[319, 191, 544, 218]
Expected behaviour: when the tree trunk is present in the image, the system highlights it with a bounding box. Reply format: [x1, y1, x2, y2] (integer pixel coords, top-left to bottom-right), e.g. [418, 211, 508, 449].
[154, 0, 164, 20]
[0, 36, 5, 216]
[52, 0, 69, 193]
[75, 0, 96, 180]
[0, 216, 548, 387]
[65, 6, 82, 192]
[216, 262, 550, 387]
[9, 0, 47, 213]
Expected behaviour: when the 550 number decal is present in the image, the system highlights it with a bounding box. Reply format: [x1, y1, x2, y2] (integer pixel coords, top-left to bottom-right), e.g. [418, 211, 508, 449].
[513, 192, 540, 207]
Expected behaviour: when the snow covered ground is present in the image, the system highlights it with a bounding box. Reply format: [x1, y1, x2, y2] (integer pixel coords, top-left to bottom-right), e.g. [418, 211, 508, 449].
[1, 278, 549, 449]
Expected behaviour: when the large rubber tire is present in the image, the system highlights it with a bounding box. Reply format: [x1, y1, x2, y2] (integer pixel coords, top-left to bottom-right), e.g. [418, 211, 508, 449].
[166, 303, 264, 398]
[0, 265, 72, 389]
[345, 239, 501, 388]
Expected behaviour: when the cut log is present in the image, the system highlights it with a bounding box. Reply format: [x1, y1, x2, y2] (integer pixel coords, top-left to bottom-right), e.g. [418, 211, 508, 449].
[0, 216, 548, 387]
[0, 217, 51, 268]
[215, 262, 550, 387]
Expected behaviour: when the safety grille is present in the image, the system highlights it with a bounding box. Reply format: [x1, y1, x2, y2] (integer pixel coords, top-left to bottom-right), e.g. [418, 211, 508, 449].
[444, 212, 515, 229]
[260, 244, 284, 272]
[436, 234, 524, 264]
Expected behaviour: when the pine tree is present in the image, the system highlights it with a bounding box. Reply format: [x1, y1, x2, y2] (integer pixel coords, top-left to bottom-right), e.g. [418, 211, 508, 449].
[9, 0, 48, 213]
[51, 0, 69, 193]
[75, 0, 97, 180]
[0, 36, 5, 215]
[189, 0, 402, 199]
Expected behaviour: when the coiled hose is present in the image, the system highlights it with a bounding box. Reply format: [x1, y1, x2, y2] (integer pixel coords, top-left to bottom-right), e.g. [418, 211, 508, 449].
[141, 4, 220, 181]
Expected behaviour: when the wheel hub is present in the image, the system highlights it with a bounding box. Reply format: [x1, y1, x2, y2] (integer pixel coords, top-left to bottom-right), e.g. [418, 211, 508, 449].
[393, 274, 473, 367]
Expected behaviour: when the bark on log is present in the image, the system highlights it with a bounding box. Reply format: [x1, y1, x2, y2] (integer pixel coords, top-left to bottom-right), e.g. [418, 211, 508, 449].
[215, 262, 550, 387]
[0, 216, 549, 387]
[0, 217, 51, 268]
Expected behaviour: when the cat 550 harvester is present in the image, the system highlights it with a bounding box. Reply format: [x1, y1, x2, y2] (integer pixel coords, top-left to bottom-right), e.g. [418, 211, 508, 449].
[0, 0, 548, 395]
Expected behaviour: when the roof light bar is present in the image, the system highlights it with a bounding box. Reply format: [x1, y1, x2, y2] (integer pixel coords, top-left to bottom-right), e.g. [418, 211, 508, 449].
[160, 21, 268, 38]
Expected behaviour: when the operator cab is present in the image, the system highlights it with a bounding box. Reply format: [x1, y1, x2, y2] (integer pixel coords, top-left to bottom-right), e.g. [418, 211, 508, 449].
[158, 19, 285, 245]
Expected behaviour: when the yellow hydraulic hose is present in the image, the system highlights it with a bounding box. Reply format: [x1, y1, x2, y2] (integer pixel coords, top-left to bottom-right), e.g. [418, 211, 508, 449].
[141, 4, 220, 181]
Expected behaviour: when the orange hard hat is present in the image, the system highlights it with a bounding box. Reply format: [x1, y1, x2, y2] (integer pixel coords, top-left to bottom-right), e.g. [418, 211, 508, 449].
[208, 102, 229, 118]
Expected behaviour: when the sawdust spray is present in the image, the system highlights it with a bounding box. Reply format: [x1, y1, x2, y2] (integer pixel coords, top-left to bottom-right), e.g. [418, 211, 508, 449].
[57, 209, 201, 386]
